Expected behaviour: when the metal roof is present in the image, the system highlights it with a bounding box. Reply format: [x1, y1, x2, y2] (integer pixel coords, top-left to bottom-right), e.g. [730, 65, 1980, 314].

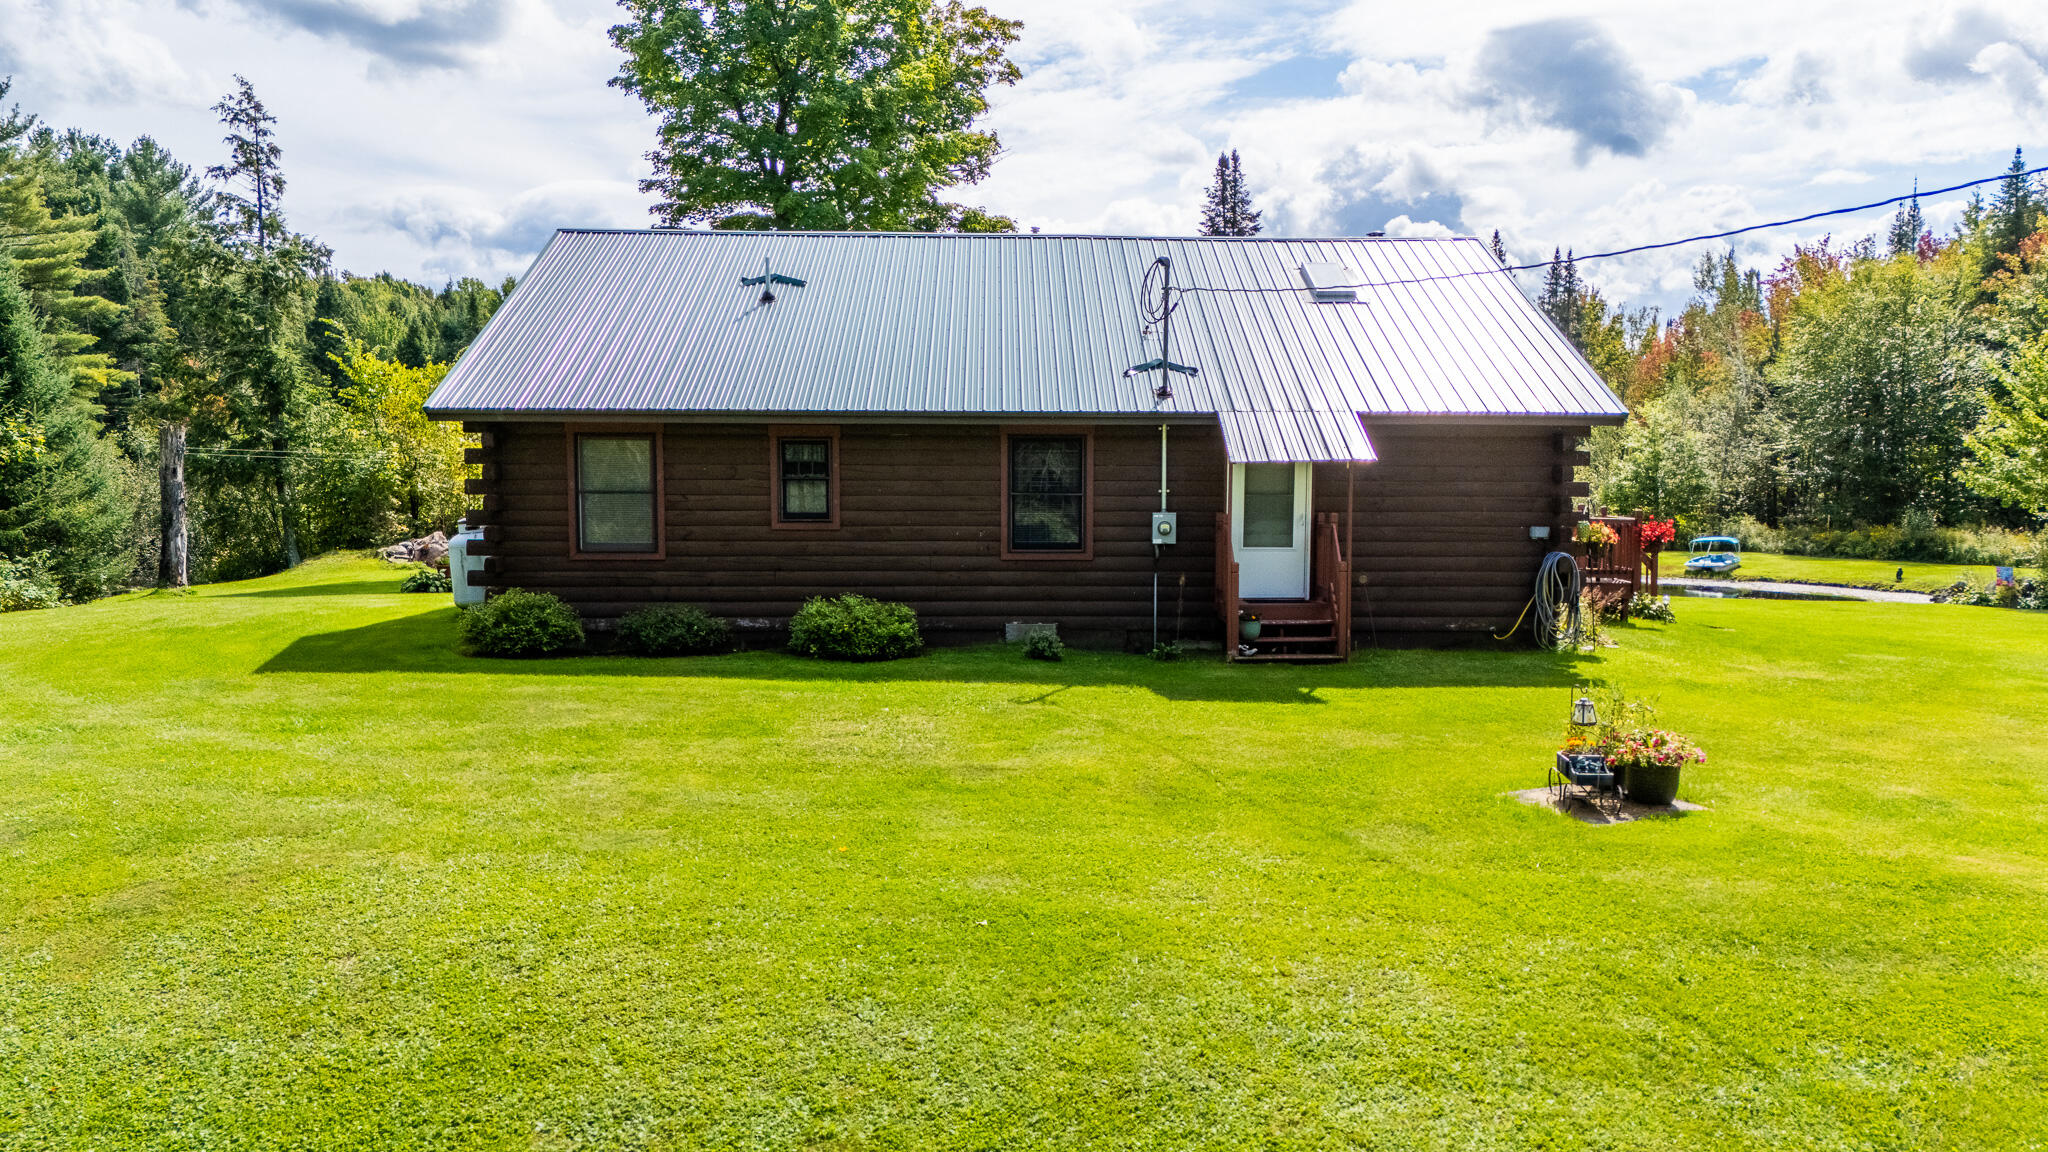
[425, 230, 1627, 456]
[1218, 409, 1376, 464]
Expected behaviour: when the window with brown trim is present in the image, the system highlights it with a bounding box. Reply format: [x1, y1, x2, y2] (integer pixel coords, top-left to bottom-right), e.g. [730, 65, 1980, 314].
[1004, 431, 1091, 558]
[770, 426, 840, 529]
[574, 433, 658, 553]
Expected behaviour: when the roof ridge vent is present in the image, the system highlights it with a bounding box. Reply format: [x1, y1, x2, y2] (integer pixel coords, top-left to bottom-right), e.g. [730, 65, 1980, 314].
[1298, 261, 1359, 303]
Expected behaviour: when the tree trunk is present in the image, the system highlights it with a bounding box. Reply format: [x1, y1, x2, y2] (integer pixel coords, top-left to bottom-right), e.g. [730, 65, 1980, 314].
[158, 422, 189, 587]
[276, 472, 302, 568]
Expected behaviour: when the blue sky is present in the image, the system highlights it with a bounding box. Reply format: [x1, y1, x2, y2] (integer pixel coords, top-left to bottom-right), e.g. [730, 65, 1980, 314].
[2, 0, 2043, 318]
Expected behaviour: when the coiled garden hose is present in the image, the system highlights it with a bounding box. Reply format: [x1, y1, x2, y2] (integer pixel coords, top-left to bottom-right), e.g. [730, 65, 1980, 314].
[1495, 551, 1584, 646]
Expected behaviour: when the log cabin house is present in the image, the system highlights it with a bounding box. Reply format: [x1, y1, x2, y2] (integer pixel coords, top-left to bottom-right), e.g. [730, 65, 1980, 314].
[425, 229, 1627, 657]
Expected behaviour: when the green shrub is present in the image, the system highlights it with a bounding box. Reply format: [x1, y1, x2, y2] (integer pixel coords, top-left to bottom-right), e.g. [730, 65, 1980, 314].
[398, 565, 452, 593]
[1148, 642, 1182, 661]
[788, 594, 922, 661]
[1629, 591, 1675, 622]
[1705, 515, 2039, 567]
[458, 588, 584, 657]
[0, 551, 61, 612]
[617, 603, 733, 656]
[1022, 629, 1063, 661]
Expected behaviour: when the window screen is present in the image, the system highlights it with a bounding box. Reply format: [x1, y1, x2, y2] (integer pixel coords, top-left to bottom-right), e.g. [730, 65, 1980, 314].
[779, 439, 831, 521]
[576, 435, 655, 552]
[1241, 463, 1295, 548]
[1008, 436, 1086, 552]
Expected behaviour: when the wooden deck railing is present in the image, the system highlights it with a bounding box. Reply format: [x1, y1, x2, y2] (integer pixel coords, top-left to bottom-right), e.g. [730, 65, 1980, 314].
[1215, 510, 1240, 660]
[1215, 508, 1350, 661]
[1584, 515, 1640, 605]
[1312, 513, 1352, 658]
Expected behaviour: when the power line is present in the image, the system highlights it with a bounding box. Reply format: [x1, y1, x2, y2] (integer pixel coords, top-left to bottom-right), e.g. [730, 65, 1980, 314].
[1175, 162, 2048, 297]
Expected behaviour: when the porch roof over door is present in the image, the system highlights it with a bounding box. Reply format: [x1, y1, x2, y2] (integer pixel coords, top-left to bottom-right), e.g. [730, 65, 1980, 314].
[1216, 409, 1377, 464]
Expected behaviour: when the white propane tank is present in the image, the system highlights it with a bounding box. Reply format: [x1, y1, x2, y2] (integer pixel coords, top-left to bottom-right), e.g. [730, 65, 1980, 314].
[448, 523, 487, 605]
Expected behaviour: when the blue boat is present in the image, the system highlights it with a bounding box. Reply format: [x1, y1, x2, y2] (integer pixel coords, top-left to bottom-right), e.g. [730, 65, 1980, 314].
[1684, 536, 1742, 573]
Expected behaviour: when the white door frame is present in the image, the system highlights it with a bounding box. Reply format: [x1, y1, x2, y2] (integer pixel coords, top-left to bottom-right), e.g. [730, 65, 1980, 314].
[1231, 462, 1312, 600]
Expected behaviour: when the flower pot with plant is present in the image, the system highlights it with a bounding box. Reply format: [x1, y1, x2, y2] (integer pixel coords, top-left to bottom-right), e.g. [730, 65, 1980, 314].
[1604, 728, 1704, 806]
[1573, 520, 1620, 566]
[1239, 611, 1261, 641]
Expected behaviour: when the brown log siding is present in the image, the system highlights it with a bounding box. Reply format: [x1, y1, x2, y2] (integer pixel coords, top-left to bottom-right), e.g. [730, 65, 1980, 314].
[467, 419, 1587, 646]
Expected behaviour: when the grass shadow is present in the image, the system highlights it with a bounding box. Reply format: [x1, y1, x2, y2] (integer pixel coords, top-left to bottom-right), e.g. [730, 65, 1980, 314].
[219, 579, 410, 598]
[258, 609, 1591, 702]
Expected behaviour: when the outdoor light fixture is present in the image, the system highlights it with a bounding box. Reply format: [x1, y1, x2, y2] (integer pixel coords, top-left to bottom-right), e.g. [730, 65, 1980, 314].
[1571, 695, 1598, 727]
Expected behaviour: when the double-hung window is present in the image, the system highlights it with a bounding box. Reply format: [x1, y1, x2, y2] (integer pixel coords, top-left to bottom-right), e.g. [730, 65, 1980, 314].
[1004, 432, 1091, 558]
[770, 428, 839, 528]
[573, 432, 659, 554]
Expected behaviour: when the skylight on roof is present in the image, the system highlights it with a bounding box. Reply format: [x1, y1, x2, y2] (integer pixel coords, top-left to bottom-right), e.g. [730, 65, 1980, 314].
[1298, 262, 1358, 302]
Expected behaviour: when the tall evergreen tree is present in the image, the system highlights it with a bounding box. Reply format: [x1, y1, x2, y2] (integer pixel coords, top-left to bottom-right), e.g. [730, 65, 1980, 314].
[1489, 230, 1508, 266]
[206, 76, 286, 252]
[1888, 181, 1925, 257]
[160, 78, 329, 572]
[0, 259, 130, 597]
[1540, 248, 1585, 344]
[1983, 147, 2041, 282]
[1197, 150, 1261, 237]
[0, 151, 126, 388]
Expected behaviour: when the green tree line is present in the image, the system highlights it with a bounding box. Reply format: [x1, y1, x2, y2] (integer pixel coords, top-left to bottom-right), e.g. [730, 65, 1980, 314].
[1541, 150, 2048, 562]
[0, 76, 506, 603]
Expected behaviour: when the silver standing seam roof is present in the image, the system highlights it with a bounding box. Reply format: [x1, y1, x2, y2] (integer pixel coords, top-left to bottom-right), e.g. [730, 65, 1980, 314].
[424, 230, 1626, 463]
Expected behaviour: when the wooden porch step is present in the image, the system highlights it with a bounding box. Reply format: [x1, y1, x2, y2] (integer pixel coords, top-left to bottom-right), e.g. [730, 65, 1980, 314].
[1242, 599, 1333, 625]
[1234, 650, 1346, 662]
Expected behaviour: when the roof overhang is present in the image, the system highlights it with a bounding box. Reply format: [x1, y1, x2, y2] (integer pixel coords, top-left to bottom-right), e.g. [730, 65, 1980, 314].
[1217, 409, 1377, 464]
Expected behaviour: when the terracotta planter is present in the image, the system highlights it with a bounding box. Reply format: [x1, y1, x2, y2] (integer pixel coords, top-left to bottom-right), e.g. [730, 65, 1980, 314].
[1622, 761, 1681, 806]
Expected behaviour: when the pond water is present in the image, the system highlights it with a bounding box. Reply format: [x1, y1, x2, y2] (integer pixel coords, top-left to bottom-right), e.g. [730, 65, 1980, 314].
[1664, 584, 1856, 601]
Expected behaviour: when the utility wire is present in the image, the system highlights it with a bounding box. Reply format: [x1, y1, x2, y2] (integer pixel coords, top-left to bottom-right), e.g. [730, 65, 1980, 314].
[1174, 163, 2048, 296]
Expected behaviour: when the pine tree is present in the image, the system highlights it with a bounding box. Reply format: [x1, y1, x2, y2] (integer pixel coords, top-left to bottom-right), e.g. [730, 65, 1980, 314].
[0, 259, 130, 598]
[1198, 150, 1261, 237]
[1888, 181, 1925, 257]
[1541, 247, 1566, 322]
[0, 154, 126, 388]
[1490, 230, 1508, 267]
[158, 79, 330, 572]
[1984, 147, 2040, 281]
[206, 76, 286, 252]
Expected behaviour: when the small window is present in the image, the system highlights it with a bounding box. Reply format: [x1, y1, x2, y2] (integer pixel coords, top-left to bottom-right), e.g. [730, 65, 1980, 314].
[770, 428, 839, 528]
[781, 440, 830, 519]
[1006, 433, 1089, 556]
[575, 434, 657, 553]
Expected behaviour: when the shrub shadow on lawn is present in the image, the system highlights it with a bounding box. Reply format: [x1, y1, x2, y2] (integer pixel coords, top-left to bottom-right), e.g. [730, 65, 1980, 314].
[258, 608, 1591, 702]
[218, 579, 409, 598]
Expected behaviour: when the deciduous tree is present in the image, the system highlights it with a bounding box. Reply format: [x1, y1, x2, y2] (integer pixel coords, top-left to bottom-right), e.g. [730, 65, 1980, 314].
[610, 0, 1022, 231]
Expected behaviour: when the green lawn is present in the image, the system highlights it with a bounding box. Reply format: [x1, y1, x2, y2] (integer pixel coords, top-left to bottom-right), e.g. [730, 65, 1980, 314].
[4, 556, 2046, 1150]
[1657, 549, 2042, 592]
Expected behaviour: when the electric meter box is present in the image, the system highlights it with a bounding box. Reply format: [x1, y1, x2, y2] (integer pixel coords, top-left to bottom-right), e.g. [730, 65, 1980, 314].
[1150, 511, 1178, 546]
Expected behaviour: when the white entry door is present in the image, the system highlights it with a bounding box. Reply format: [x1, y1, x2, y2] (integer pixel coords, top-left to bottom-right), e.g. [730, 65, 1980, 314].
[1231, 462, 1312, 599]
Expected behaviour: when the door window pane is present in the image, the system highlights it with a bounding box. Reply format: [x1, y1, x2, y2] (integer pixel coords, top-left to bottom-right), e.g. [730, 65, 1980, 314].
[1242, 463, 1295, 548]
[1008, 436, 1085, 551]
[779, 439, 831, 520]
[577, 436, 656, 552]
